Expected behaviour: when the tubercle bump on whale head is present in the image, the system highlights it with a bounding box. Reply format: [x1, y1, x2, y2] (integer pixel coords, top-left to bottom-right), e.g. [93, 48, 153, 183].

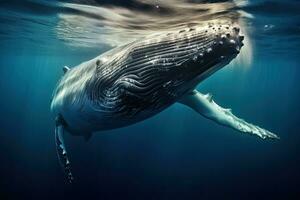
[179, 24, 245, 67]
[171, 24, 246, 85]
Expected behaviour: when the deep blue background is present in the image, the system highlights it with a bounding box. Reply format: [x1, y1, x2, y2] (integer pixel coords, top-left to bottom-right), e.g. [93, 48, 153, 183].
[0, 0, 300, 199]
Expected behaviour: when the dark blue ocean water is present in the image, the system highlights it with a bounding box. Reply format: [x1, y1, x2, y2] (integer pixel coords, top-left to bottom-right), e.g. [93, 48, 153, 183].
[0, 0, 300, 199]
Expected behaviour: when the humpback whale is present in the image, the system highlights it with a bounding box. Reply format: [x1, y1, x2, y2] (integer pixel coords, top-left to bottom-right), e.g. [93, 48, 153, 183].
[51, 24, 279, 182]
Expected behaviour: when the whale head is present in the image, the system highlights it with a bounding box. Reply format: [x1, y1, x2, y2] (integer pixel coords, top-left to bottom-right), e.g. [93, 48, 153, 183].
[121, 23, 245, 95]
[87, 23, 245, 116]
[175, 24, 245, 85]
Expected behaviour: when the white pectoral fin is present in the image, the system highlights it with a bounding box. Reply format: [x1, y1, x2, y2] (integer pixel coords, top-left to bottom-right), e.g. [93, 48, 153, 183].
[179, 90, 279, 139]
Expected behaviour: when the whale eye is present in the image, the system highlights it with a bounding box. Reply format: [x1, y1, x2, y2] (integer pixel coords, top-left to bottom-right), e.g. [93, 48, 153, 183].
[96, 60, 100, 66]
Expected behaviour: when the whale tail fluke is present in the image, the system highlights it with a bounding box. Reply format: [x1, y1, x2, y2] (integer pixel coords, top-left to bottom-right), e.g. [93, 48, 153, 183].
[55, 115, 74, 183]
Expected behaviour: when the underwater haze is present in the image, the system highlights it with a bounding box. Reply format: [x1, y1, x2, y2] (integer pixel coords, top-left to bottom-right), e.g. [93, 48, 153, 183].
[1, 0, 300, 199]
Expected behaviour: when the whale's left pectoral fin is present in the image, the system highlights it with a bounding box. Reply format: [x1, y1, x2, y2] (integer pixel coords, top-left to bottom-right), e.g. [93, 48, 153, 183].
[55, 115, 74, 183]
[179, 90, 279, 139]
